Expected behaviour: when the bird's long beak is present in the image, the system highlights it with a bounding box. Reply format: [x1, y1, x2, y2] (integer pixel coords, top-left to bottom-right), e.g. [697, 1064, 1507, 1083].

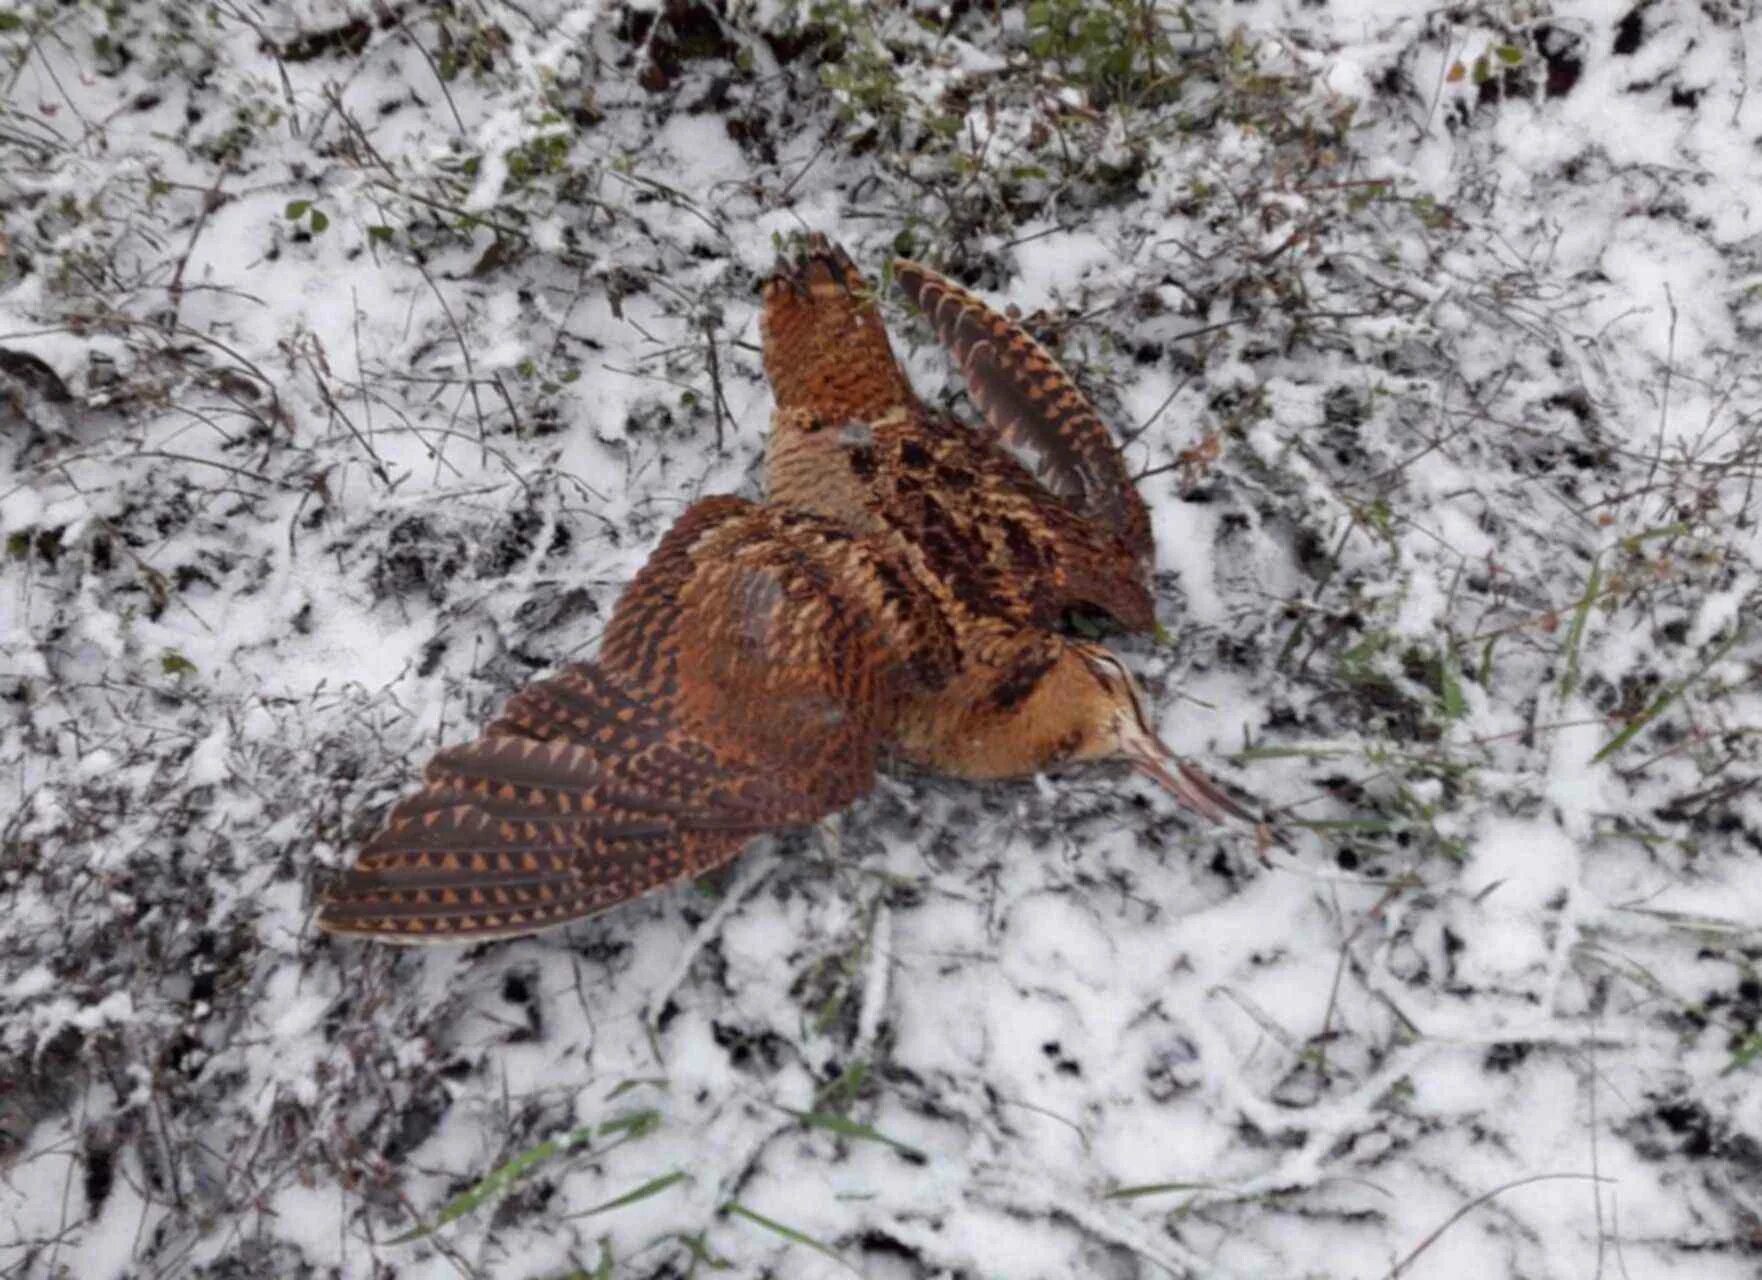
[1120, 718, 1262, 828]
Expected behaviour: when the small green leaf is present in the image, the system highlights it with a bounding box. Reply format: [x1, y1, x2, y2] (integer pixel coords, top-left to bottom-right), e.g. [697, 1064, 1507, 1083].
[1496, 44, 1524, 65]
[814, 1059, 869, 1113]
[308, 209, 329, 233]
[367, 224, 394, 243]
[160, 650, 197, 677]
[0, 12, 25, 30]
[285, 200, 310, 220]
[585, 1243, 615, 1280]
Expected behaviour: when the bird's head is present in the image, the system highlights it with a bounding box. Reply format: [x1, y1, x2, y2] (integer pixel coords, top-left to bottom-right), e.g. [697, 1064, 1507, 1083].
[1061, 642, 1257, 827]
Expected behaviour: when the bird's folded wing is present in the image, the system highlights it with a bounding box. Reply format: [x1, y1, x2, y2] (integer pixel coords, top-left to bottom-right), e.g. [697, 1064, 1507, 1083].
[994, 467, 1160, 633]
[893, 259, 1155, 567]
[316, 498, 903, 944]
[479, 663, 840, 825]
[876, 410, 1157, 634]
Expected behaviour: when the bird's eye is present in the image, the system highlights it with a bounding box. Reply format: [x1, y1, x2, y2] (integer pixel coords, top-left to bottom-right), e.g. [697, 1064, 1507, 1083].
[1082, 649, 1131, 694]
[1082, 647, 1156, 729]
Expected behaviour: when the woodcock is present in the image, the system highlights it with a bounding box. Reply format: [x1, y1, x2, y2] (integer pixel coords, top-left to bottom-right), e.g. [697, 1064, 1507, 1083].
[316, 235, 1260, 942]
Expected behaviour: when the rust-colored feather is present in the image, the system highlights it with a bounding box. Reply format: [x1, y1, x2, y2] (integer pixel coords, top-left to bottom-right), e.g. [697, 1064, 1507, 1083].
[317, 498, 949, 943]
[872, 409, 1154, 632]
[762, 240, 1154, 634]
[759, 232, 918, 428]
[892, 258, 1154, 568]
[323, 814, 751, 942]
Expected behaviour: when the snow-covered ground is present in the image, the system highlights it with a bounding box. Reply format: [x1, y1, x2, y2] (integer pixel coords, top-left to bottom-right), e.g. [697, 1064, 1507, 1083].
[4, 1, 1761, 1276]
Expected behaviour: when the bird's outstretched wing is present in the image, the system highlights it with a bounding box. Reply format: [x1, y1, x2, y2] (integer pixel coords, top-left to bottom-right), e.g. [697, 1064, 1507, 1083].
[317, 497, 949, 943]
[892, 258, 1155, 568]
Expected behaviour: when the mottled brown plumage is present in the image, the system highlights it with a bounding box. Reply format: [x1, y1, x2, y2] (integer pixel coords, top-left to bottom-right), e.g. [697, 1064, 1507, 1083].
[891, 258, 1155, 568]
[318, 235, 1262, 945]
[760, 235, 1154, 635]
[317, 498, 955, 941]
[755, 238, 1247, 815]
[756, 237, 918, 432]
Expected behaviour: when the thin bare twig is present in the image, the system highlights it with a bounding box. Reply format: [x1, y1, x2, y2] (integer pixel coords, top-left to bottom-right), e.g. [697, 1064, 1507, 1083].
[701, 313, 730, 452]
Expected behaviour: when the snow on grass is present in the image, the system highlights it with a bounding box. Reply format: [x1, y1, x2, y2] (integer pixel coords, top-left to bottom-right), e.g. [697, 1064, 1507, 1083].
[4, 1, 1762, 1277]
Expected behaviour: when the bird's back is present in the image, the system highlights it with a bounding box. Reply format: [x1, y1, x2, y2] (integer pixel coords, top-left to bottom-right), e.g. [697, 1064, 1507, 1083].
[760, 236, 1155, 637]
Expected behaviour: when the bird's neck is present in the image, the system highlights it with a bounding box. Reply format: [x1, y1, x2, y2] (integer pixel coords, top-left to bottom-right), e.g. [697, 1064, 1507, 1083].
[891, 634, 1102, 781]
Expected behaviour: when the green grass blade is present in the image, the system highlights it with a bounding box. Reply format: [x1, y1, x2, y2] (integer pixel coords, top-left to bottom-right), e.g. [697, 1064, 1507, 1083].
[598, 1108, 662, 1139]
[1105, 1180, 1213, 1200]
[813, 1059, 870, 1113]
[1591, 691, 1670, 764]
[1619, 520, 1691, 551]
[391, 1109, 662, 1243]
[1591, 627, 1743, 764]
[1230, 745, 1349, 762]
[1438, 648, 1465, 721]
[1722, 1032, 1762, 1076]
[568, 1170, 690, 1219]
[392, 1129, 589, 1243]
[1558, 555, 1600, 703]
[726, 1202, 861, 1275]
[1289, 818, 1406, 833]
[778, 1105, 926, 1161]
